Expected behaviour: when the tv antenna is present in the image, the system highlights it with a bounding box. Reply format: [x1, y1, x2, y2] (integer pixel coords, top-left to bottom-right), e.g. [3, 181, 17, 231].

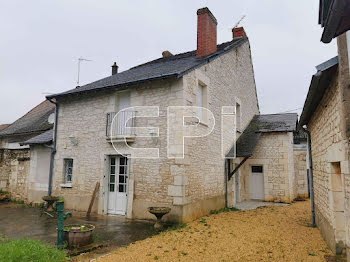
[233, 15, 246, 28]
[77, 57, 92, 86]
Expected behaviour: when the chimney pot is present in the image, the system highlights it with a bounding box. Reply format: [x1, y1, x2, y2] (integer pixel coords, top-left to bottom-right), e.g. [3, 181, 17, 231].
[232, 27, 246, 39]
[111, 62, 118, 75]
[162, 51, 173, 57]
[196, 7, 217, 58]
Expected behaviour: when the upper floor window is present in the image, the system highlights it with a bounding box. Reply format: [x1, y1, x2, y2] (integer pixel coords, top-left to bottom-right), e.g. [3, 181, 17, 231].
[197, 81, 207, 123]
[64, 159, 73, 184]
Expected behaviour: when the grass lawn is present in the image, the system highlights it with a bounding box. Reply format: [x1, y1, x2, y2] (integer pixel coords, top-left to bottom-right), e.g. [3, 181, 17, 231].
[0, 238, 66, 262]
[94, 200, 332, 262]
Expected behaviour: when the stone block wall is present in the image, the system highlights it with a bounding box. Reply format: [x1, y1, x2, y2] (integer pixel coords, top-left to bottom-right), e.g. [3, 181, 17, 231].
[293, 147, 308, 198]
[0, 148, 30, 200]
[180, 41, 259, 220]
[308, 68, 348, 254]
[239, 132, 296, 203]
[53, 79, 183, 220]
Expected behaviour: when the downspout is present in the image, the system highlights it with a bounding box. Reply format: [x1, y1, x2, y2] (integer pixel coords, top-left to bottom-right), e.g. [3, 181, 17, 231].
[305, 129, 316, 227]
[47, 99, 59, 196]
[225, 159, 229, 208]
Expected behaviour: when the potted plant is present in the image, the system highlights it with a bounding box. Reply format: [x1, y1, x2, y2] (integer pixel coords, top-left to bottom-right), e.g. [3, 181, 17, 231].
[63, 224, 95, 248]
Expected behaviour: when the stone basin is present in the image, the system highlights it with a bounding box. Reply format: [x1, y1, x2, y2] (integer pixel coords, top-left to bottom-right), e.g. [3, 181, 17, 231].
[42, 196, 59, 211]
[148, 207, 171, 229]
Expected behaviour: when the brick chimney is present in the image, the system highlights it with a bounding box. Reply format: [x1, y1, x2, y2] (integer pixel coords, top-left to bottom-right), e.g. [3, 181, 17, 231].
[197, 7, 217, 58]
[232, 27, 246, 39]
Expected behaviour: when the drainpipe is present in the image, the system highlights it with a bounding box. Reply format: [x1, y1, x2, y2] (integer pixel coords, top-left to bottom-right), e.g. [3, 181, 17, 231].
[225, 159, 229, 208]
[47, 99, 59, 196]
[305, 129, 316, 227]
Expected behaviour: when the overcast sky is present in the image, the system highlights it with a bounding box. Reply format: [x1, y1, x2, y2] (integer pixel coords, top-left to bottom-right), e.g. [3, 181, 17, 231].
[0, 0, 337, 124]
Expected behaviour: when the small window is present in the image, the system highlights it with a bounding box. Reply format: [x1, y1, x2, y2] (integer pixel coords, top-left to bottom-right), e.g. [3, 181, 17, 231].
[236, 102, 241, 131]
[64, 159, 73, 183]
[251, 166, 263, 173]
[197, 82, 207, 122]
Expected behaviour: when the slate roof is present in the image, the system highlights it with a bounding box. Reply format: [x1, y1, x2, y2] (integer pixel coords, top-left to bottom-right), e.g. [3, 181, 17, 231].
[319, 0, 350, 43]
[0, 100, 55, 138]
[0, 124, 10, 132]
[299, 56, 338, 127]
[47, 38, 248, 99]
[227, 113, 298, 158]
[21, 129, 53, 145]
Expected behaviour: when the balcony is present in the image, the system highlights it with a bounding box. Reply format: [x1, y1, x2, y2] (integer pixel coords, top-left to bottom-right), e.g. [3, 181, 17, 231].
[106, 111, 136, 143]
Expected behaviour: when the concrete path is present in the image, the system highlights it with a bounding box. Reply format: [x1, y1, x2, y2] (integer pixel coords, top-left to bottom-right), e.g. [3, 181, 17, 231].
[234, 200, 289, 210]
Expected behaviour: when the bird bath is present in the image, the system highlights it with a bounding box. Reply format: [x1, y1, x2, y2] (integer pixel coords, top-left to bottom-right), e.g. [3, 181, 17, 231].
[148, 207, 171, 229]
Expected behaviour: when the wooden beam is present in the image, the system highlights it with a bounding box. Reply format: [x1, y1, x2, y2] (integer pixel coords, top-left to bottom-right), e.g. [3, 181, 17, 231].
[86, 182, 100, 217]
[228, 156, 249, 180]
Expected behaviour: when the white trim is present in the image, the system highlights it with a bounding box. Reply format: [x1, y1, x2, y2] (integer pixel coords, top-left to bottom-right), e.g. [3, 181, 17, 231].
[60, 183, 72, 188]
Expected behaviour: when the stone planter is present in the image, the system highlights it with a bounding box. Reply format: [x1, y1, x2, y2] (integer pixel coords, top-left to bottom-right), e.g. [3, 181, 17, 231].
[148, 207, 171, 229]
[63, 224, 95, 248]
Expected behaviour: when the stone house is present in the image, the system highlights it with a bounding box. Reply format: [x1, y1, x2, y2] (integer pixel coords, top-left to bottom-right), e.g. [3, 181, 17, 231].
[0, 100, 54, 202]
[299, 0, 350, 257]
[46, 8, 260, 222]
[44, 7, 309, 223]
[226, 113, 308, 206]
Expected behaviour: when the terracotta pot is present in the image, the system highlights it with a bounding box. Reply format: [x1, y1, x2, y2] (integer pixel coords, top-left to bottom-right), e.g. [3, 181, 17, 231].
[63, 224, 95, 247]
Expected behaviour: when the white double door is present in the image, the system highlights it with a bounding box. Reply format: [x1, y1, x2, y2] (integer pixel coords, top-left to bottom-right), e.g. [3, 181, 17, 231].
[107, 156, 128, 215]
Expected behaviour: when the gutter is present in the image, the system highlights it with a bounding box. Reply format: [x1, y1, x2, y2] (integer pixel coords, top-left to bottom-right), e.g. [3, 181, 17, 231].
[305, 129, 316, 227]
[47, 98, 59, 196]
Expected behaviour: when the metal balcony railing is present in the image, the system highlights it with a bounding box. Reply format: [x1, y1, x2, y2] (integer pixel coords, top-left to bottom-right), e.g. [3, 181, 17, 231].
[106, 110, 135, 137]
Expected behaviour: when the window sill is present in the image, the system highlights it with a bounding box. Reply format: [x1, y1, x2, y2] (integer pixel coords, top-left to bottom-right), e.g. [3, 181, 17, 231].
[60, 183, 72, 188]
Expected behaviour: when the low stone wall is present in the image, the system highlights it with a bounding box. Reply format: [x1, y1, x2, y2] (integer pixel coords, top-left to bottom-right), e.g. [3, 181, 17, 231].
[0, 149, 30, 201]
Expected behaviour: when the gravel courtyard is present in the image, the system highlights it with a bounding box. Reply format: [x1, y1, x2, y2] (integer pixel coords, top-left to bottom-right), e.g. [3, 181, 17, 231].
[94, 200, 332, 262]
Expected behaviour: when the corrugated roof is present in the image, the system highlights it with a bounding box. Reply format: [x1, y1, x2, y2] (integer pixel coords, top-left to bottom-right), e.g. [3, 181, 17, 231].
[299, 56, 338, 127]
[21, 129, 53, 145]
[0, 100, 55, 138]
[47, 38, 248, 99]
[227, 113, 298, 158]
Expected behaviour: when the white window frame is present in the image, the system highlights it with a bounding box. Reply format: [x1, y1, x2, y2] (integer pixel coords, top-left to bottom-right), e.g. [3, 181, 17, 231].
[64, 158, 73, 184]
[197, 81, 207, 123]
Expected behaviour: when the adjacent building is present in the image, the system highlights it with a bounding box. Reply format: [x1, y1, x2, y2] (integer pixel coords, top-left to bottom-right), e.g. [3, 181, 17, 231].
[0, 100, 54, 202]
[299, 0, 350, 257]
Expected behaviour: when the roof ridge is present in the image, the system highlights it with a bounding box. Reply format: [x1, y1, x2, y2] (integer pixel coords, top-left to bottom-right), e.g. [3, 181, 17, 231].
[130, 39, 236, 70]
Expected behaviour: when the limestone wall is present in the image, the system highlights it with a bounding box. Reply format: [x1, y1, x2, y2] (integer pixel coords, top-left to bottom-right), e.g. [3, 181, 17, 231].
[308, 69, 348, 254]
[0, 149, 30, 200]
[293, 147, 308, 198]
[179, 41, 259, 220]
[239, 132, 296, 203]
[53, 79, 183, 220]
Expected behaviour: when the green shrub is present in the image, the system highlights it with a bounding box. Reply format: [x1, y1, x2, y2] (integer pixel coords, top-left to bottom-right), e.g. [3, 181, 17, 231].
[0, 239, 66, 262]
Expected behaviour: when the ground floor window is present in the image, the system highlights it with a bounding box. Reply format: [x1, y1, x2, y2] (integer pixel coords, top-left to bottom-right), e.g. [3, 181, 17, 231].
[64, 158, 73, 183]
